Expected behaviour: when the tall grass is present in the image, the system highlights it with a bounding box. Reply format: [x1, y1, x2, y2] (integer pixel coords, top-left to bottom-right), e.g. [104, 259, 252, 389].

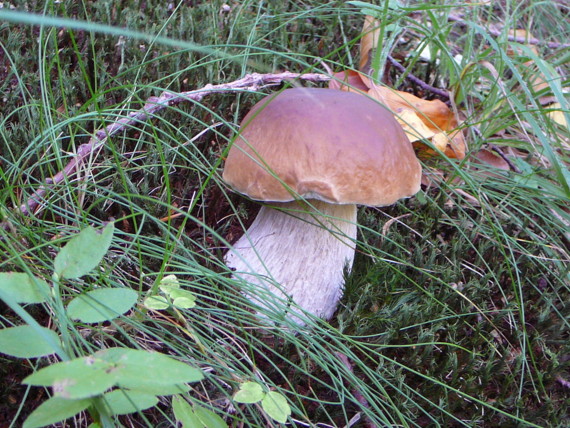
[1, 0, 569, 426]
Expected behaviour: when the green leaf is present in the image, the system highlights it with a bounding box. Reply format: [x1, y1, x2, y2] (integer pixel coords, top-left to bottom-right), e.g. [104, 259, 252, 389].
[119, 382, 191, 396]
[101, 389, 158, 415]
[54, 223, 114, 279]
[233, 381, 264, 404]
[22, 397, 91, 428]
[96, 348, 204, 389]
[171, 398, 228, 428]
[67, 288, 138, 323]
[0, 272, 51, 304]
[172, 396, 202, 427]
[171, 289, 196, 309]
[143, 295, 170, 310]
[0, 325, 61, 358]
[158, 274, 180, 295]
[193, 405, 227, 428]
[172, 296, 196, 309]
[24, 356, 116, 399]
[261, 391, 291, 424]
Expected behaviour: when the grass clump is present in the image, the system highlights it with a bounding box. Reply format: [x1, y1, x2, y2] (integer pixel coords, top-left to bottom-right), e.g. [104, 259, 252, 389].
[1, 0, 569, 426]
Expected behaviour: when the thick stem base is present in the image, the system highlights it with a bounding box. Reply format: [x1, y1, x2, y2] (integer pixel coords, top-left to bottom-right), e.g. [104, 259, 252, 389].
[225, 200, 357, 323]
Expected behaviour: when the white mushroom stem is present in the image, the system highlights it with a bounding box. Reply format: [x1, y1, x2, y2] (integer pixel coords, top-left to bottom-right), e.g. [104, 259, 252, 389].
[225, 199, 357, 322]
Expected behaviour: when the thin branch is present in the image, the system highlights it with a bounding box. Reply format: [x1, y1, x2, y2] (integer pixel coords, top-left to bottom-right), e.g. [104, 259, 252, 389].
[335, 352, 378, 428]
[387, 55, 450, 100]
[19, 72, 331, 216]
[448, 14, 570, 50]
[488, 144, 521, 174]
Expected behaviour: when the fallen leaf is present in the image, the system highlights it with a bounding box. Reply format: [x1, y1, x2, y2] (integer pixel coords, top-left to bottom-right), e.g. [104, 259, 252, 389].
[396, 109, 436, 142]
[359, 15, 381, 74]
[473, 149, 511, 171]
[329, 70, 368, 93]
[469, 149, 512, 181]
[431, 132, 454, 154]
[368, 85, 454, 130]
[505, 30, 569, 138]
[328, 15, 467, 159]
[547, 102, 568, 128]
[329, 70, 467, 159]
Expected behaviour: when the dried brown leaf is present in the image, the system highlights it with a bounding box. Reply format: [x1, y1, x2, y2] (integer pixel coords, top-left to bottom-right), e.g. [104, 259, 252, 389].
[472, 149, 511, 178]
[359, 16, 381, 74]
[329, 70, 369, 93]
[368, 86, 453, 130]
[368, 85, 467, 159]
[329, 71, 467, 159]
[328, 15, 469, 160]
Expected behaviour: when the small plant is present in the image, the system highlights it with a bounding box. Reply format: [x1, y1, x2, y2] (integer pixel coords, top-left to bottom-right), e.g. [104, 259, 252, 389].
[22, 348, 203, 428]
[172, 396, 228, 428]
[233, 381, 292, 424]
[143, 274, 197, 311]
[0, 224, 205, 427]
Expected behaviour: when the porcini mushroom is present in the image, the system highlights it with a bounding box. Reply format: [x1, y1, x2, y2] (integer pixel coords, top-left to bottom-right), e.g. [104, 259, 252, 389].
[223, 87, 421, 323]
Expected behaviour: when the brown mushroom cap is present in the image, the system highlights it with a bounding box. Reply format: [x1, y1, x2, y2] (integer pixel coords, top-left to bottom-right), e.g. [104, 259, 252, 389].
[223, 87, 422, 206]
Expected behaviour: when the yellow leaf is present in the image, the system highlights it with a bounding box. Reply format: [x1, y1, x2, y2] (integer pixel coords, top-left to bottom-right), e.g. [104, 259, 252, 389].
[368, 85, 467, 159]
[432, 133, 452, 152]
[395, 109, 436, 142]
[547, 103, 568, 128]
[368, 86, 453, 130]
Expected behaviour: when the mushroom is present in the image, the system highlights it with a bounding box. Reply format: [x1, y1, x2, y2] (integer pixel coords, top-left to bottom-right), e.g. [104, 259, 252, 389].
[223, 87, 421, 323]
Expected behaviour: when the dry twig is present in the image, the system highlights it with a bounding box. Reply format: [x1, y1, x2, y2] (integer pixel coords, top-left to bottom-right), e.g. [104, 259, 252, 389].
[335, 352, 378, 428]
[19, 72, 331, 215]
[448, 14, 570, 50]
[387, 55, 450, 100]
[488, 144, 521, 173]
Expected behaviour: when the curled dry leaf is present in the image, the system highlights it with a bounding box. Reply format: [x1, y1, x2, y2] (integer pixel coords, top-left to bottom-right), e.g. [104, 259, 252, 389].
[359, 15, 381, 74]
[329, 70, 467, 159]
[329, 70, 369, 93]
[329, 15, 467, 159]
